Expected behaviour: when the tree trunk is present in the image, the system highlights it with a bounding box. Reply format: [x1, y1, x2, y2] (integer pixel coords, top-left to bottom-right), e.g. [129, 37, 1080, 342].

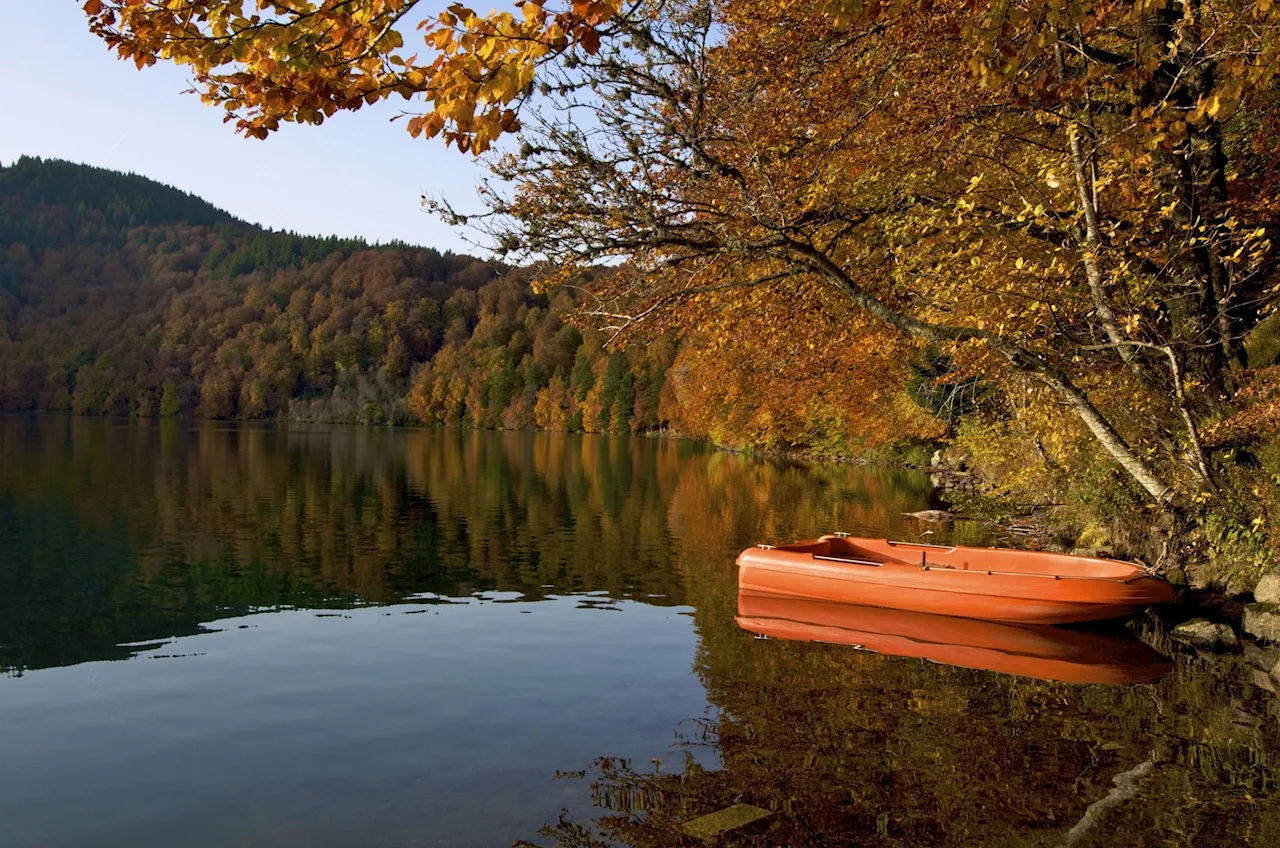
[797, 246, 1177, 504]
[999, 347, 1175, 504]
[1141, 0, 1235, 391]
[1056, 42, 1139, 373]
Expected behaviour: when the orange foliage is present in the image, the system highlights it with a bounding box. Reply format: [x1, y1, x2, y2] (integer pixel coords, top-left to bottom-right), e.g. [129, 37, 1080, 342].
[466, 0, 1280, 504]
[1204, 366, 1280, 448]
[84, 0, 624, 152]
[658, 280, 942, 454]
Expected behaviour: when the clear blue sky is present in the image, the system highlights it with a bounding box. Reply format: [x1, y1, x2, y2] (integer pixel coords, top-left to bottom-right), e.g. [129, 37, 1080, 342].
[1, 3, 486, 253]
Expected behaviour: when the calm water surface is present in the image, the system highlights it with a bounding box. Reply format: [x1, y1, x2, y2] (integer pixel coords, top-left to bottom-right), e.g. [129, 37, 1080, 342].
[1, 416, 1277, 847]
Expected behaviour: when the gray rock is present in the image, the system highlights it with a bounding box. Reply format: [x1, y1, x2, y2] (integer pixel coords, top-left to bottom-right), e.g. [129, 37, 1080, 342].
[1255, 573, 1280, 605]
[1170, 618, 1241, 652]
[1243, 642, 1280, 671]
[903, 509, 959, 523]
[1252, 668, 1278, 695]
[1243, 603, 1280, 643]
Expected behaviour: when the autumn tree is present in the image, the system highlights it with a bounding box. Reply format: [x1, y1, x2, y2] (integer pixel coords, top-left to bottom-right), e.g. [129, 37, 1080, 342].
[83, 0, 629, 153]
[434, 0, 1280, 513]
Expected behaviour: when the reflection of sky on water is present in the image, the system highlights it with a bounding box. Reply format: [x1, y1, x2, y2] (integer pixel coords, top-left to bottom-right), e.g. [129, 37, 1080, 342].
[0, 597, 710, 848]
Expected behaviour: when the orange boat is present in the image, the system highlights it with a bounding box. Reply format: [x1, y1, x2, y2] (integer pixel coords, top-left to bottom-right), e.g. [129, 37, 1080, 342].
[735, 592, 1173, 684]
[736, 535, 1176, 625]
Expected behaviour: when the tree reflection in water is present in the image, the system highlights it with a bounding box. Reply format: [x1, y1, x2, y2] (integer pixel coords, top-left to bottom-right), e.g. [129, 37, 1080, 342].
[524, 609, 1280, 847]
[0, 415, 937, 673]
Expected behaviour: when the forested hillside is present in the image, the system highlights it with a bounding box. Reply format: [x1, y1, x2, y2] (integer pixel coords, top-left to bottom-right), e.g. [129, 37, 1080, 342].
[0, 156, 495, 422]
[0, 156, 235, 251]
[0, 157, 923, 454]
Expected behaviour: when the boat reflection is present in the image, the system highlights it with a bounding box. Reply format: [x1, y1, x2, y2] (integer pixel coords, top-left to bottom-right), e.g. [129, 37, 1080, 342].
[736, 591, 1173, 685]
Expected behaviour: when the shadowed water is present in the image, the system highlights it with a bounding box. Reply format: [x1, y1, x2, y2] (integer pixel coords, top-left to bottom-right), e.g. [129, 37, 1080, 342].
[0, 416, 1277, 847]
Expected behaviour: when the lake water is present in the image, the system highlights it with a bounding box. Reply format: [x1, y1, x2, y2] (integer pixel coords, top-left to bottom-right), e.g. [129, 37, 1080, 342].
[1, 416, 1278, 847]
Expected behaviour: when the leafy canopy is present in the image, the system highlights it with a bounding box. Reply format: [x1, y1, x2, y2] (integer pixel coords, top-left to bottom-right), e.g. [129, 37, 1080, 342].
[84, 1, 1280, 154]
[84, 0, 624, 152]
[444, 0, 1280, 510]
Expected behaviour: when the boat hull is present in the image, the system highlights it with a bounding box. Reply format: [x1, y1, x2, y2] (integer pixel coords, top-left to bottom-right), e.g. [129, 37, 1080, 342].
[736, 536, 1176, 625]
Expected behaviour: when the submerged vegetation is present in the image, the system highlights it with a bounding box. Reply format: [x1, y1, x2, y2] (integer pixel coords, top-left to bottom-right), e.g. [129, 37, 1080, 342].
[518, 618, 1280, 847]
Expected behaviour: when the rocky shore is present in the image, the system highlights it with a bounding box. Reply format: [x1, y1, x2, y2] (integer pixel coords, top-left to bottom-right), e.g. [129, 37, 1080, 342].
[1163, 571, 1280, 708]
